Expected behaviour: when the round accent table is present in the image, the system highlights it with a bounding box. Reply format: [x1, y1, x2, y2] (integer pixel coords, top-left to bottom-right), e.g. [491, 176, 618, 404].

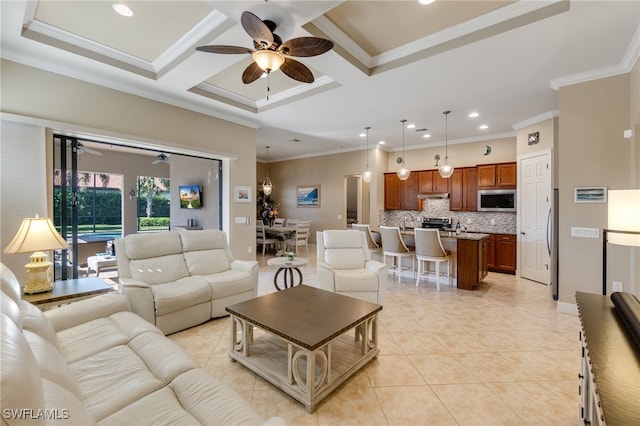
[267, 257, 309, 291]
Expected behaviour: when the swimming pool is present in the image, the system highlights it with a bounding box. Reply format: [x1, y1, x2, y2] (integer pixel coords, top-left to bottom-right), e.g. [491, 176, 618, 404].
[78, 232, 122, 243]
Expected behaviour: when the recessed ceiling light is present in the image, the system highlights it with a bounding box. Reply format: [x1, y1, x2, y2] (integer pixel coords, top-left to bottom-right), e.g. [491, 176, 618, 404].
[423, 133, 431, 138]
[359, 133, 366, 138]
[479, 124, 489, 130]
[113, 3, 134, 17]
[468, 112, 479, 118]
[407, 123, 416, 129]
[418, 0, 436, 5]
[378, 140, 386, 145]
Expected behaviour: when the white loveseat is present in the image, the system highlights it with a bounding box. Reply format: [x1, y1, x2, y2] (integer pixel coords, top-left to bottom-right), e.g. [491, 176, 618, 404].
[0, 263, 283, 426]
[115, 230, 258, 335]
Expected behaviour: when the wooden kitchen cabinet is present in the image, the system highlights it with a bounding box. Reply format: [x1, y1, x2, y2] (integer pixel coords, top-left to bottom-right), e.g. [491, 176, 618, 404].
[487, 233, 516, 274]
[448, 167, 477, 211]
[384, 172, 418, 210]
[418, 170, 449, 194]
[477, 162, 517, 188]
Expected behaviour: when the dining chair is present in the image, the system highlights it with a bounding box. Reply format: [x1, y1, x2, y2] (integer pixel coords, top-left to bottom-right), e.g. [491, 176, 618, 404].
[414, 228, 451, 290]
[256, 220, 278, 256]
[379, 226, 415, 282]
[285, 218, 298, 228]
[284, 220, 311, 257]
[351, 224, 381, 254]
[273, 218, 286, 227]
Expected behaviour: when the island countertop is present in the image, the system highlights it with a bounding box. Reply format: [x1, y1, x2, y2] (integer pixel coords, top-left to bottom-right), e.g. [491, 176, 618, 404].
[398, 229, 489, 241]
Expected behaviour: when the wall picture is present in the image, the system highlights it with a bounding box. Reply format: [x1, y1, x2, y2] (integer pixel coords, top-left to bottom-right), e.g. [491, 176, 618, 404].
[297, 185, 320, 207]
[574, 187, 607, 203]
[234, 186, 252, 203]
[179, 184, 202, 209]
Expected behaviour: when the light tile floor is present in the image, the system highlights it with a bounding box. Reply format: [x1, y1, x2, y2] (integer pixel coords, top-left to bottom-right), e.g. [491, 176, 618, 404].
[106, 245, 581, 425]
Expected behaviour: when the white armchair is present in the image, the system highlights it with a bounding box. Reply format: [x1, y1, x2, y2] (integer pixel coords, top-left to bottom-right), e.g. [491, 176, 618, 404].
[316, 230, 388, 304]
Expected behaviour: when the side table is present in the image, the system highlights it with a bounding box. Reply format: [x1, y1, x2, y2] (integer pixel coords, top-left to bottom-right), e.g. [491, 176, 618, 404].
[267, 257, 308, 291]
[23, 277, 114, 310]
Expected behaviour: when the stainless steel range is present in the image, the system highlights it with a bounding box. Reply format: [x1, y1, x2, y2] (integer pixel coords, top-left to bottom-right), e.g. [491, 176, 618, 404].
[421, 217, 452, 230]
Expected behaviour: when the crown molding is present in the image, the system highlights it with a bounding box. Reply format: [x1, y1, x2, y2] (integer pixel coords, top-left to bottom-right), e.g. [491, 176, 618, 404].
[512, 110, 559, 130]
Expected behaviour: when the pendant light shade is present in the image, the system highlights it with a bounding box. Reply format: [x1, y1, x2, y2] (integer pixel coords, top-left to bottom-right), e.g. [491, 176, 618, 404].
[397, 119, 411, 181]
[362, 126, 373, 183]
[262, 145, 273, 195]
[439, 110, 454, 178]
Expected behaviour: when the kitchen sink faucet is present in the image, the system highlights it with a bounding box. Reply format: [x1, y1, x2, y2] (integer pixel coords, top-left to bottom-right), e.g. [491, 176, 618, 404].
[402, 213, 415, 231]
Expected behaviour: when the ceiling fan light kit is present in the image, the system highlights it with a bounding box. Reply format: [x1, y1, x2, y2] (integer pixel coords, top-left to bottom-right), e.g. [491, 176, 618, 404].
[438, 110, 454, 179]
[196, 11, 333, 88]
[396, 119, 411, 181]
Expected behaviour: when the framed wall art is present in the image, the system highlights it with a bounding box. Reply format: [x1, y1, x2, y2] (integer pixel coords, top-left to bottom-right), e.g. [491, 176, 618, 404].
[234, 186, 252, 203]
[574, 187, 607, 203]
[296, 185, 320, 208]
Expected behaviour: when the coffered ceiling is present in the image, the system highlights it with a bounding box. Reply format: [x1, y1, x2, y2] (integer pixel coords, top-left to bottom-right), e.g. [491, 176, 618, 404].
[1, 1, 638, 161]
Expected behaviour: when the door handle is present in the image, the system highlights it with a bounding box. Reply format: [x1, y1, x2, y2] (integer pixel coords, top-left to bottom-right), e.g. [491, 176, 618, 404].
[546, 208, 552, 256]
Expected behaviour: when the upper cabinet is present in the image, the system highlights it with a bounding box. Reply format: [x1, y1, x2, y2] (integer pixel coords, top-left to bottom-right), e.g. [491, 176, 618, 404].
[418, 170, 449, 194]
[449, 167, 477, 211]
[477, 162, 517, 189]
[384, 172, 419, 210]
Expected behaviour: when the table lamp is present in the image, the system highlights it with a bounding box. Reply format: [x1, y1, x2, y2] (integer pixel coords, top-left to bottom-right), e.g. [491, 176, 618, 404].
[3, 215, 69, 294]
[602, 189, 640, 295]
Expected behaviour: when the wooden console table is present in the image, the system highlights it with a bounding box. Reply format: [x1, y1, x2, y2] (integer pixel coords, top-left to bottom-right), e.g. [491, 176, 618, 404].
[24, 277, 114, 310]
[576, 292, 640, 425]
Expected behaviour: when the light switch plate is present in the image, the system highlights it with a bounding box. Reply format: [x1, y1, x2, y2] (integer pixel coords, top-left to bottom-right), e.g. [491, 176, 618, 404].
[571, 227, 599, 238]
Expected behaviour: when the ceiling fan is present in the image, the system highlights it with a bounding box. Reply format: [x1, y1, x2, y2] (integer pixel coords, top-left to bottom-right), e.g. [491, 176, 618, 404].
[196, 11, 334, 84]
[152, 153, 169, 165]
[76, 142, 102, 156]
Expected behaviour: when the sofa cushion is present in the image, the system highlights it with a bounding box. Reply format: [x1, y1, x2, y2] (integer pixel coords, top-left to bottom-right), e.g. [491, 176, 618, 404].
[184, 249, 230, 275]
[324, 248, 366, 270]
[1, 263, 23, 306]
[151, 277, 211, 316]
[127, 332, 194, 383]
[1, 314, 46, 426]
[70, 345, 165, 422]
[129, 254, 190, 285]
[180, 229, 229, 251]
[42, 379, 96, 425]
[334, 269, 380, 292]
[203, 270, 254, 298]
[21, 301, 59, 348]
[56, 318, 129, 363]
[23, 330, 83, 399]
[124, 232, 183, 260]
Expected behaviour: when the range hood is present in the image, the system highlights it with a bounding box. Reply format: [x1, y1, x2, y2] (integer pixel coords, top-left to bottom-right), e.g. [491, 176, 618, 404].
[417, 193, 449, 199]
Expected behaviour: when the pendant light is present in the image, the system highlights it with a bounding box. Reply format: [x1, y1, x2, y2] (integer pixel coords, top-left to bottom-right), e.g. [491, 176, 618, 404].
[439, 110, 454, 178]
[362, 126, 373, 183]
[262, 145, 273, 195]
[397, 119, 411, 181]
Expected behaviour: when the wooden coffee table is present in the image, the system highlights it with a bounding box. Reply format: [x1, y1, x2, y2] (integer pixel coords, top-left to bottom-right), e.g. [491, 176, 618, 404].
[23, 277, 114, 310]
[226, 285, 382, 413]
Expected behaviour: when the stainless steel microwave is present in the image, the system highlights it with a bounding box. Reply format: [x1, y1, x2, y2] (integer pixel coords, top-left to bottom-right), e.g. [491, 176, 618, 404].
[477, 189, 516, 212]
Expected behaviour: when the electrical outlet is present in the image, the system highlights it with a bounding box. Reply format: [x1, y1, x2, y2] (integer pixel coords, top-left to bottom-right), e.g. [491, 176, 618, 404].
[248, 246, 252, 254]
[467, 219, 472, 224]
[571, 227, 599, 238]
[613, 281, 623, 292]
[490, 219, 496, 225]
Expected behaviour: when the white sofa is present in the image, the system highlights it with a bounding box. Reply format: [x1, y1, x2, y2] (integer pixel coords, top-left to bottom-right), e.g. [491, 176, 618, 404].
[316, 230, 388, 304]
[115, 230, 258, 335]
[0, 263, 283, 426]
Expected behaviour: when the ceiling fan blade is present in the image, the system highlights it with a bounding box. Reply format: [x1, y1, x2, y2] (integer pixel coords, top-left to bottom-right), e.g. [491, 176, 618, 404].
[196, 45, 252, 54]
[242, 61, 264, 84]
[280, 58, 314, 83]
[241, 11, 273, 49]
[279, 37, 334, 57]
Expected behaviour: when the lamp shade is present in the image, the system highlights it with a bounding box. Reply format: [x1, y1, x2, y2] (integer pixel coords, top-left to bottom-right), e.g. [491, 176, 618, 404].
[608, 189, 640, 246]
[439, 164, 454, 178]
[4, 216, 68, 254]
[252, 50, 285, 72]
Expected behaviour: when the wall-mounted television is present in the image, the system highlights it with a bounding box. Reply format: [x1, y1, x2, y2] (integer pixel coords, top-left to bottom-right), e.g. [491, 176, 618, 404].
[179, 184, 202, 209]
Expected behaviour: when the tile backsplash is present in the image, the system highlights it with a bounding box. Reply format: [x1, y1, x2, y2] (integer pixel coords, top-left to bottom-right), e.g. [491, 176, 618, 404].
[378, 198, 517, 234]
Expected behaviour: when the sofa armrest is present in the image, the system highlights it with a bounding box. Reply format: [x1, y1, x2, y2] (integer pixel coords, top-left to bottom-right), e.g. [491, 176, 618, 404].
[316, 261, 337, 293]
[44, 293, 130, 332]
[119, 278, 156, 326]
[365, 260, 388, 275]
[230, 260, 258, 275]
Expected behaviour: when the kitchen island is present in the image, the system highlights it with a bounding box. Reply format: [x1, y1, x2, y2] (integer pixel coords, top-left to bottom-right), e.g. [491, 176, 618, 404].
[375, 230, 489, 290]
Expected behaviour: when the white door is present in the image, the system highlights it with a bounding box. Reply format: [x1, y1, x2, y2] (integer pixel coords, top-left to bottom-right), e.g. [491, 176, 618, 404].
[520, 152, 552, 284]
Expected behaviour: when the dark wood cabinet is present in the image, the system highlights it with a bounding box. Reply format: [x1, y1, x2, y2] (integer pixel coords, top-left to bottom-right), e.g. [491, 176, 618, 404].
[433, 173, 449, 193]
[418, 170, 449, 194]
[486, 233, 516, 274]
[449, 167, 477, 211]
[456, 237, 488, 290]
[477, 162, 517, 188]
[384, 172, 418, 210]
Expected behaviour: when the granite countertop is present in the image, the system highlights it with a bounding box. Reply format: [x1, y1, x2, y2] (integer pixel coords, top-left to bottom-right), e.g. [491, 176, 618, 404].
[398, 229, 489, 240]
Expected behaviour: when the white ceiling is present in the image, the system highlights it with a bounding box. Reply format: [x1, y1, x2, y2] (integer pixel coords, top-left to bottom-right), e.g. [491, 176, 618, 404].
[1, 1, 638, 161]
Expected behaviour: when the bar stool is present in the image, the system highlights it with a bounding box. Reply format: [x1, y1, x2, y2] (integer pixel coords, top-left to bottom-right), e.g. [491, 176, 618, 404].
[414, 228, 451, 290]
[380, 226, 415, 282]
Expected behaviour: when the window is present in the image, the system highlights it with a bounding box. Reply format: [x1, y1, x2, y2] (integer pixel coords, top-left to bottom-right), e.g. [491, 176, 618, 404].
[137, 176, 170, 232]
